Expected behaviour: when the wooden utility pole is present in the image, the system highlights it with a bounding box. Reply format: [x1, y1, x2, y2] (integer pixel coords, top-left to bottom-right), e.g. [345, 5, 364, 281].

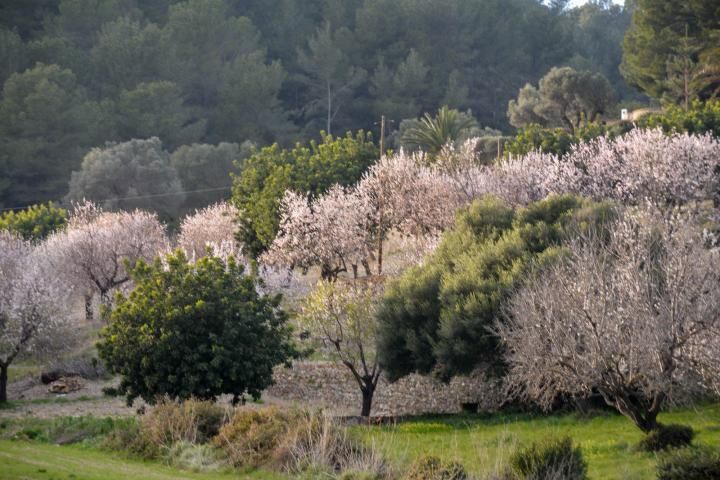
[379, 115, 386, 159]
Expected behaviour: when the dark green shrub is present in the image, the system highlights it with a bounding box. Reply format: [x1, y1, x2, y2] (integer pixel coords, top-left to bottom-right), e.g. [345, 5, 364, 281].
[640, 100, 720, 138]
[97, 251, 296, 405]
[377, 194, 616, 381]
[402, 455, 468, 480]
[509, 436, 587, 480]
[657, 446, 720, 480]
[639, 424, 695, 452]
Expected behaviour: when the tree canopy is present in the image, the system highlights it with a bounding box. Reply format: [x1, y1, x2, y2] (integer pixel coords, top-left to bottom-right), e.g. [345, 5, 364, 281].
[622, 0, 720, 102]
[97, 250, 296, 405]
[377, 194, 616, 381]
[232, 131, 377, 258]
[0, 0, 643, 211]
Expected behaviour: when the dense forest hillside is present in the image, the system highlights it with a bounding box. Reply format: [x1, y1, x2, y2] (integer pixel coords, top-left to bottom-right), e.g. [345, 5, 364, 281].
[0, 0, 636, 210]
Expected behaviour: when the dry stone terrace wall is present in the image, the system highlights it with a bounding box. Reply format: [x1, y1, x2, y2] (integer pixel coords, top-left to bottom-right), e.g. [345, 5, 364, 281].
[266, 361, 502, 417]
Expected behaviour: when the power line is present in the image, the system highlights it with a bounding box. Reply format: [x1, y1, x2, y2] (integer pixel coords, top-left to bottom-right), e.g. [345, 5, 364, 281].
[0, 186, 233, 213]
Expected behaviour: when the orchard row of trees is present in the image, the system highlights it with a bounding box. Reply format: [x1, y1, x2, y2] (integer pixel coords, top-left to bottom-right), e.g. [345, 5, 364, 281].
[259, 126, 720, 422]
[2, 125, 720, 433]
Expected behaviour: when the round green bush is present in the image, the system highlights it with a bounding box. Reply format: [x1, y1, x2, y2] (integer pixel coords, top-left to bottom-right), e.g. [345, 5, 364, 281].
[402, 455, 468, 480]
[639, 424, 695, 452]
[509, 436, 587, 480]
[657, 446, 720, 480]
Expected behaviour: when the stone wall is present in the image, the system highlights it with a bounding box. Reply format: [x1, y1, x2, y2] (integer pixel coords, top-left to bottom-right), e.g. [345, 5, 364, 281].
[266, 361, 502, 417]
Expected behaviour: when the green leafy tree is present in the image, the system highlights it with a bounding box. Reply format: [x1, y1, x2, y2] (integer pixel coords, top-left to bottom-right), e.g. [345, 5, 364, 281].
[45, 0, 140, 50]
[622, 0, 720, 102]
[567, 1, 635, 100]
[232, 131, 377, 258]
[0, 63, 106, 208]
[160, 0, 261, 111]
[377, 194, 616, 381]
[0, 203, 67, 240]
[24, 35, 92, 86]
[508, 66, 616, 133]
[114, 81, 206, 150]
[97, 250, 296, 404]
[398, 106, 478, 155]
[0, 0, 61, 39]
[370, 49, 430, 122]
[66, 137, 185, 219]
[639, 99, 720, 137]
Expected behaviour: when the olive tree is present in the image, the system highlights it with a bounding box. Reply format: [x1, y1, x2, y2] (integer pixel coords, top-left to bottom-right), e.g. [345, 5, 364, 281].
[66, 137, 185, 219]
[499, 211, 720, 433]
[508, 67, 616, 133]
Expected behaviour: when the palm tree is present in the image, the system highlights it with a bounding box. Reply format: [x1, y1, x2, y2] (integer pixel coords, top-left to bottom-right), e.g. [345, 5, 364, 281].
[400, 106, 477, 155]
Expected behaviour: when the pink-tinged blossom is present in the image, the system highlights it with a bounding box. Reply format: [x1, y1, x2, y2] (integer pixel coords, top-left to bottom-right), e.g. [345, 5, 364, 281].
[265, 129, 720, 280]
[45, 202, 168, 309]
[177, 202, 242, 262]
[558, 128, 720, 206]
[0, 231, 76, 401]
[263, 187, 368, 280]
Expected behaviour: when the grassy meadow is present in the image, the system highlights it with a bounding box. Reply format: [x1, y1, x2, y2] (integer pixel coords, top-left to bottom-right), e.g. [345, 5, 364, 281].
[1, 403, 719, 479]
[0, 440, 286, 480]
[352, 403, 720, 480]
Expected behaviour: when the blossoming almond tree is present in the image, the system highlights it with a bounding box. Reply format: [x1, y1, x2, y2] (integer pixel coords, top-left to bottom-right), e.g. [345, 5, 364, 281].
[264, 152, 460, 280]
[0, 232, 75, 402]
[177, 201, 242, 262]
[45, 202, 167, 319]
[263, 187, 368, 280]
[556, 128, 720, 206]
[499, 211, 720, 433]
[265, 129, 720, 283]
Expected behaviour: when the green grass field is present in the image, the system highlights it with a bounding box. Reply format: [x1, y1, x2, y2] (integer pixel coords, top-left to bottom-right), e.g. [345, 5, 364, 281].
[353, 403, 720, 480]
[1, 404, 718, 479]
[0, 440, 287, 480]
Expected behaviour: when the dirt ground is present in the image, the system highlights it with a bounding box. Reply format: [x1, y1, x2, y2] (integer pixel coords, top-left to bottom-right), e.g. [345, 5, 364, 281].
[3, 377, 139, 418]
[2, 376, 304, 420]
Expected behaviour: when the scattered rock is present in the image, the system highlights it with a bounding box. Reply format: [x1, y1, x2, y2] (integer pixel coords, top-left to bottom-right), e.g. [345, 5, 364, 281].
[48, 376, 85, 394]
[41, 369, 77, 384]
